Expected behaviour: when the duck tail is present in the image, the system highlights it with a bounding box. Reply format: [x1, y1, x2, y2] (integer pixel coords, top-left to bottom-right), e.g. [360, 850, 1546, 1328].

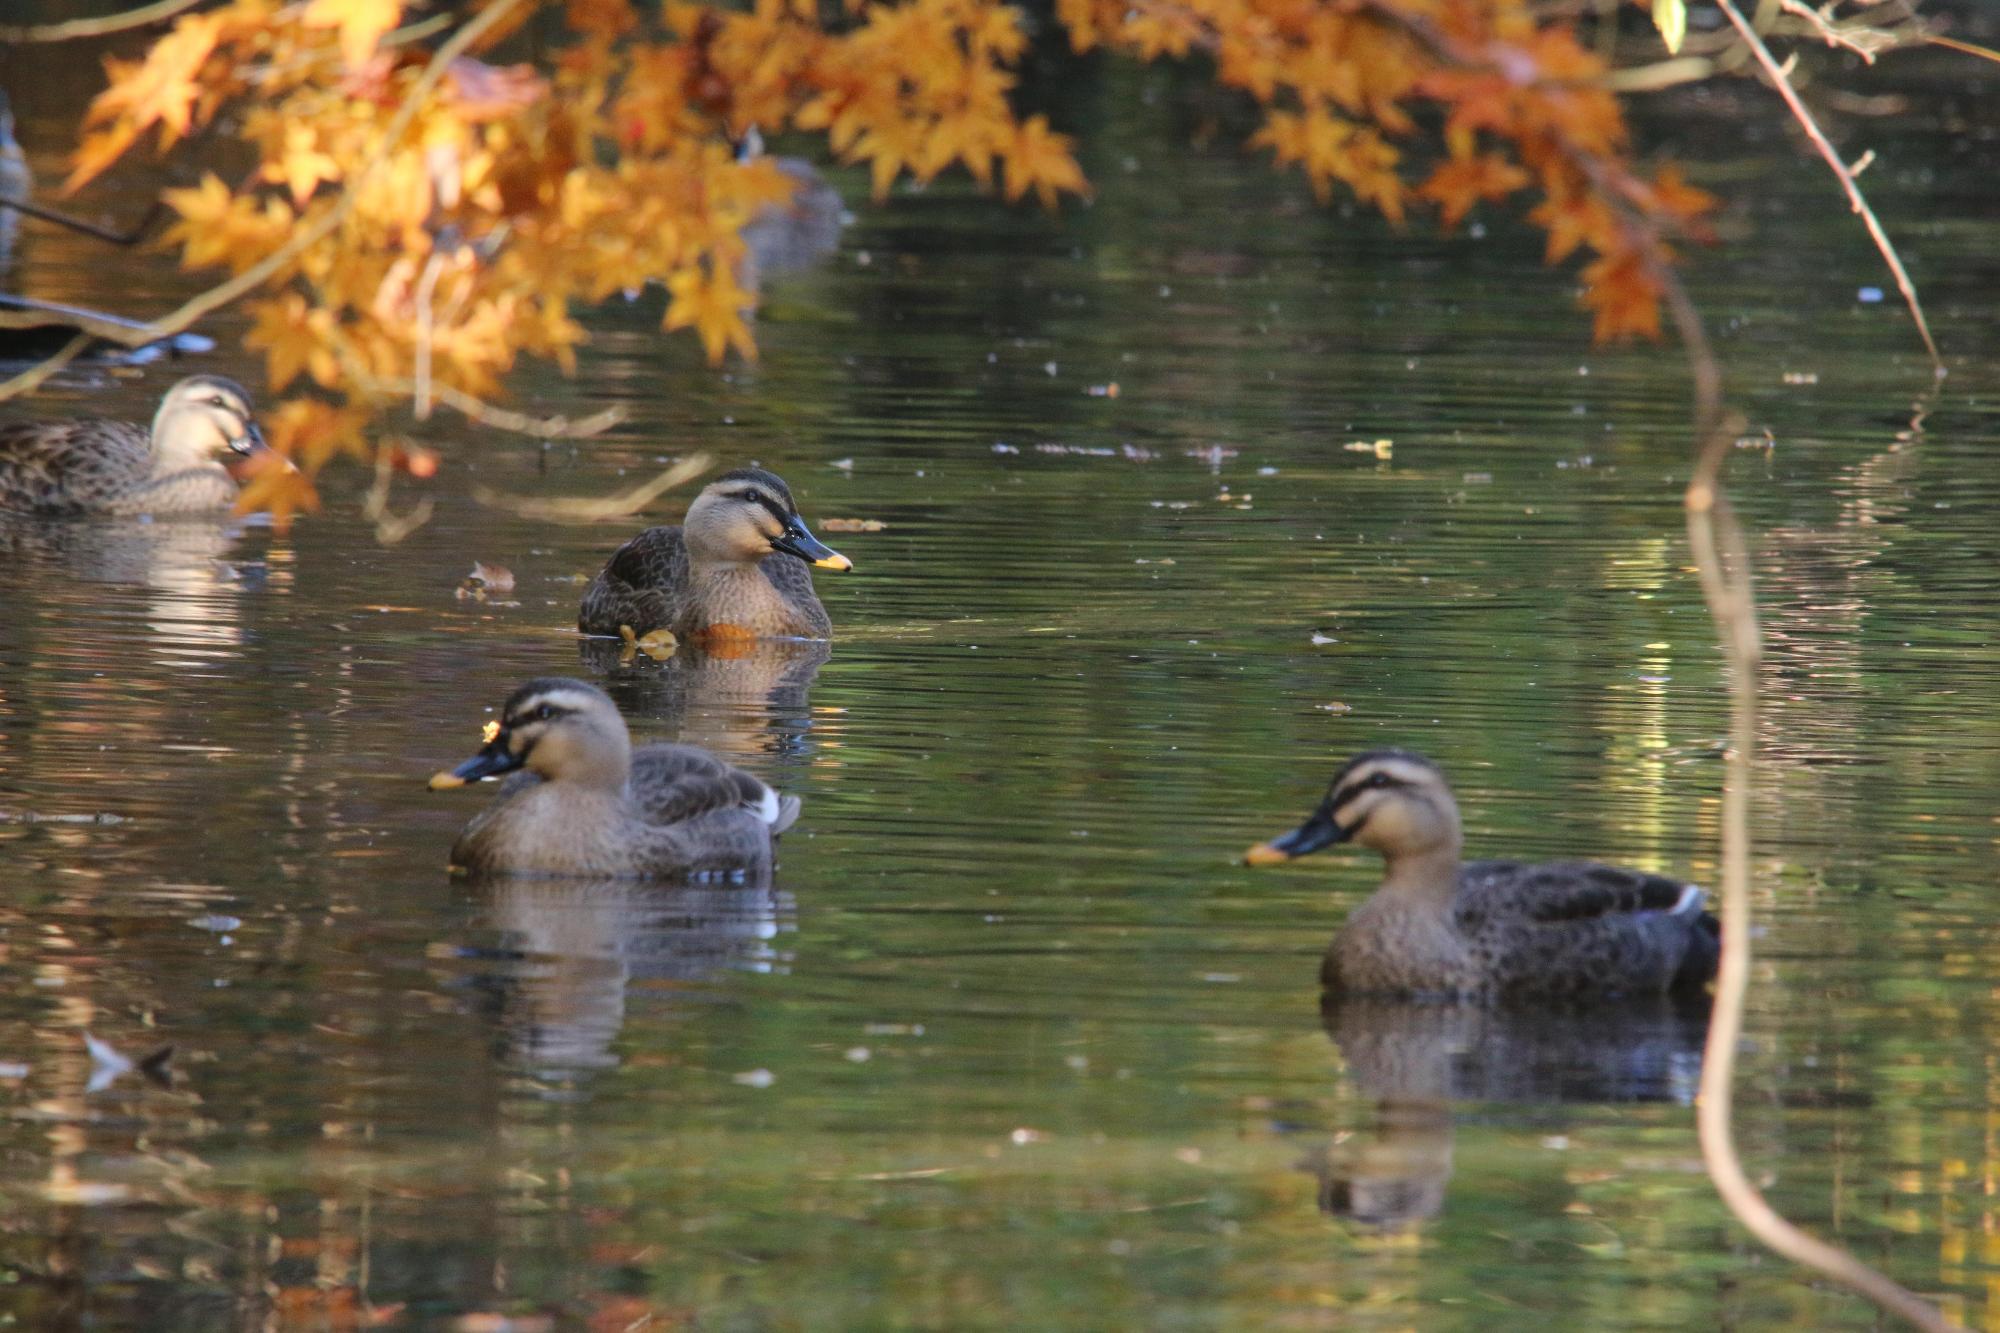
[768, 793, 802, 836]
[1673, 908, 1722, 992]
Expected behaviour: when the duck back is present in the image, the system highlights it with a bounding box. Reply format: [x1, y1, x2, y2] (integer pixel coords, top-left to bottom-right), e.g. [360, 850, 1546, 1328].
[577, 524, 830, 638]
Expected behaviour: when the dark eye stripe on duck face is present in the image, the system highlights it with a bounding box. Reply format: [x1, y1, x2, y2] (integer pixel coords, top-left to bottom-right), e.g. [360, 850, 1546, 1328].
[731, 489, 794, 532]
[1326, 753, 1442, 820]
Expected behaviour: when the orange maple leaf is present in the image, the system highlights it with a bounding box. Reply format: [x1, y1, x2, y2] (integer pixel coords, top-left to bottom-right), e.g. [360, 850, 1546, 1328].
[664, 263, 757, 363]
[303, 0, 405, 70]
[1419, 152, 1530, 230]
[232, 449, 322, 534]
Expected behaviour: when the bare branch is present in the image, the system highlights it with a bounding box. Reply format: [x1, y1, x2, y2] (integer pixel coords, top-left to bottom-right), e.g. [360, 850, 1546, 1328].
[1715, 0, 1942, 372]
[0, 196, 166, 246]
[0, 0, 205, 43]
[472, 455, 714, 524]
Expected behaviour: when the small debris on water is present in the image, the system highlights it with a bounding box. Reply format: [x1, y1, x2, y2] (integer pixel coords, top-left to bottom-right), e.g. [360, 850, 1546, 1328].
[845, 1047, 871, 1063]
[1318, 702, 1352, 713]
[992, 441, 1019, 454]
[821, 518, 887, 532]
[1343, 439, 1393, 459]
[1858, 286, 1884, 303]
[733, 1068, 775, 1088]
[1010, 1127, 1046, 1145]
[1309, 631, 1337, 645]
[1781, 371, 1819, 385]
[1086, 382, 1120, 397]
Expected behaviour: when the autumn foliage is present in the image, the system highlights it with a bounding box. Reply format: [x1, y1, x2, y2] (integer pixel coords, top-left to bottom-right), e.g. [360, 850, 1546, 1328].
[64, 0, 1709, 519]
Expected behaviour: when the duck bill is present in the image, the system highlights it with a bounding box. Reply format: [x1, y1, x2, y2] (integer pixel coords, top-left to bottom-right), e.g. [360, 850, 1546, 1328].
[222, 423, 276, 480]
[427, 737, 524, 790]
[771, 517, 852, 571]
[1243, 806, 1349, 866]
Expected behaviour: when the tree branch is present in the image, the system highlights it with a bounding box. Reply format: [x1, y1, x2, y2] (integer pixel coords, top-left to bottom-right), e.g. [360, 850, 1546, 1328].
[0, 0, 205, 43]
[1665, 216, 1964, 1333]
[1715, 0, 1942, 373]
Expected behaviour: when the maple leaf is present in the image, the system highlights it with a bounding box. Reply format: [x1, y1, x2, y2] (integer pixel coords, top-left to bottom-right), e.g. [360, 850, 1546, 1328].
[664, 263, 757, 363]
[263, 123, 344, 205]
[232, 448, 322, 534]
[1580, 248, 1664, 342]
[1527, 187, 1617, 265]
[1002, 115, 1087, 210]
[303, 0, 404, 70]
[247, 293, 343, 390]
[1419, 152, 1530, 230]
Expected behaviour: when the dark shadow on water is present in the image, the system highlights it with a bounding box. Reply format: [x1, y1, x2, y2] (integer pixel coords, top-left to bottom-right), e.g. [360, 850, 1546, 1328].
[1305, 994, 1711, 1231]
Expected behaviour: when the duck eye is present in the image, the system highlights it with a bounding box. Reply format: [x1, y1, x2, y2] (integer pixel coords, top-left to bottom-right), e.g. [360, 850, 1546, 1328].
[1367, 772, 1392, 789]
[534, 704, 555, 722]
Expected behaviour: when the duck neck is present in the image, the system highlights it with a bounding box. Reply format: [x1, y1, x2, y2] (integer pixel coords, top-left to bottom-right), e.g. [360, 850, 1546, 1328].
[687, 557, 796, 634]
[1377, 844, 1464, 909]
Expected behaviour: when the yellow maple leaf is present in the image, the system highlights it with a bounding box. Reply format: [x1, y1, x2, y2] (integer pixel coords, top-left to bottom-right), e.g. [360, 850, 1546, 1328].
[247, 293, 343, 390]
[1002, 114, 1087, 209]
[303, 0, 404, 70]
[232, 450, 322, 533]
[664, 263, 757, 364]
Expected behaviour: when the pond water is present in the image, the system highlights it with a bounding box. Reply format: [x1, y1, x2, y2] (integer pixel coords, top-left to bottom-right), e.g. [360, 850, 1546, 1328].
[2, 31, 1999, 1332]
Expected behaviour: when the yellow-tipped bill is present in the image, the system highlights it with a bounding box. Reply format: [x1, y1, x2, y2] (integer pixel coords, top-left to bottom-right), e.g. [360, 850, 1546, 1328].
[1243, 840, 1294, 866]
[812, 551, 854, 572]
[428, 770, 468, 791]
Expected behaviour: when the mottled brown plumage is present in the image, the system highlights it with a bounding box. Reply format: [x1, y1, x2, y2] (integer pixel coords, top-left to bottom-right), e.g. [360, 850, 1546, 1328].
[577, 467, 849, 640]
[0, 375, 265, 516]
[1247, 750, 1719, 1000]
[430, 677, 798, 878]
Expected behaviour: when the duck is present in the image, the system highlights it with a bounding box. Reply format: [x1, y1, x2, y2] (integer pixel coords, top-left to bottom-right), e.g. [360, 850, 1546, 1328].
[0, 375, 268, 516]
[1244, 749, 1719, 1001]
[577, 467, 851, 642]
[428, 676, 799, 878]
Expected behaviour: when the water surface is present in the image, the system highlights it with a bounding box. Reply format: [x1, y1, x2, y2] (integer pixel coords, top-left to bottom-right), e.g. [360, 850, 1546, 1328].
[1, 36, 1998, 1332]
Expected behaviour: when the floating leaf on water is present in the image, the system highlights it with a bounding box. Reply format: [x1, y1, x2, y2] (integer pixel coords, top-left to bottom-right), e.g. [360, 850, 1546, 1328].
[830, 457, 855, 471]
[1318, 701, 1353, 713]
[455, 561, 515, 601]
[820, 517, 887, 532]
[1085, 382, 1120, 397]
[617, 624, 678, 661]
[1343, 439, 1394, 459]
[1310, 631, 1338, 645]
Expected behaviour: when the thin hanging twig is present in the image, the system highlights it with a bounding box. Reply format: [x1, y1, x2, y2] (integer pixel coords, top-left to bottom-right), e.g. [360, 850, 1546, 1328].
[1714, 0, 1943, 373]
[1659, 256, 1962, 1333]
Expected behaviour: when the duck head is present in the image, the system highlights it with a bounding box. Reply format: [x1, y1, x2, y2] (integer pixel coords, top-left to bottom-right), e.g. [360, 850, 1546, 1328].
[150, 375, 267, 478]
[1245, 749, 1464, 866]
[683, 467, 851, 571]
[429, 678, 632, 795]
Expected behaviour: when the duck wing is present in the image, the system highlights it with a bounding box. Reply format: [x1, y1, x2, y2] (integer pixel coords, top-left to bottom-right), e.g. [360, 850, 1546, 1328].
[629, 743, 790, 829]
[1456, 860, 1717, 997]
[0, 418, 151, 515]
[578, 525, 691, 637]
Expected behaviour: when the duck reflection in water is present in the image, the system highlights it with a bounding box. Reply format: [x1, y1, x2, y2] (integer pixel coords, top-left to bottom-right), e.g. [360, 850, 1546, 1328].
[1305, 995, 1708, 1231]
[578, 633, 831, 765]
[454, 875, 793, 1077]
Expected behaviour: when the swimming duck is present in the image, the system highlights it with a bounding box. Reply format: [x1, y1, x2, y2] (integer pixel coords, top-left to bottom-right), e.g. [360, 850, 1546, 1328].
[428, 677, 799, 878]
[0, 375, 267, 516]
[1245, 750, 1718, 1000]
[577, 467, 851, 641]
